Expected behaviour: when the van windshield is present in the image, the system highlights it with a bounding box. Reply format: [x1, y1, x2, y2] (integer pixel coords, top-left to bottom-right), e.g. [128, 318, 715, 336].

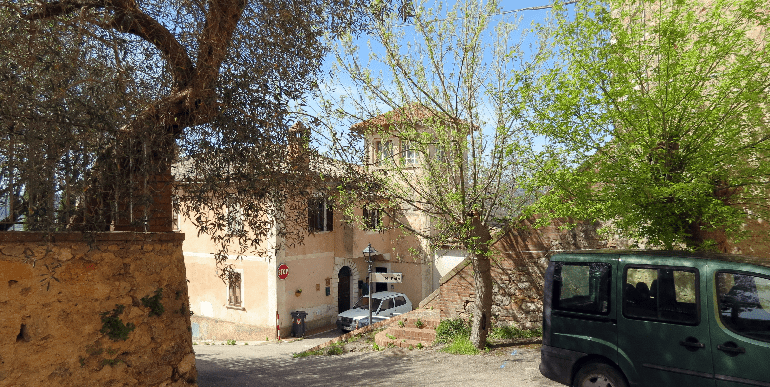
[354, 297, 383, 310]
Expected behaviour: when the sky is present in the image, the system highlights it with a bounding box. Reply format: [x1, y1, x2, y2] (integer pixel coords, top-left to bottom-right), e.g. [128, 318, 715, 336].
[306, 0, 574, 155]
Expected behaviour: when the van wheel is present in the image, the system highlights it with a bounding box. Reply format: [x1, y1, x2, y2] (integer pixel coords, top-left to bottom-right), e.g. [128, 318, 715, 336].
[573, 362, 627, 387]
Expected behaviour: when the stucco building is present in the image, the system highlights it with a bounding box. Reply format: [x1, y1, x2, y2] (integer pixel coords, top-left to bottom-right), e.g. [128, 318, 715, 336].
[180, 119, 463, 341]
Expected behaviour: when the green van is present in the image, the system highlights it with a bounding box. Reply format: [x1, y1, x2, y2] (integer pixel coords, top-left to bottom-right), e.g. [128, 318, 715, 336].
[540, 250, 770, 387]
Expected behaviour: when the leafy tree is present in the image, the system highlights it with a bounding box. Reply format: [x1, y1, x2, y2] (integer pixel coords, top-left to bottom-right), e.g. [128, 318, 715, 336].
[320, 0, 542, 349]
[1, 0, 409, 270]
[525, 0, 770, 250]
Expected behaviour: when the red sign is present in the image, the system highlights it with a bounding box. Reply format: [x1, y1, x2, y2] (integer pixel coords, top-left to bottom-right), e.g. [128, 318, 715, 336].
[277, 263, 289, 280]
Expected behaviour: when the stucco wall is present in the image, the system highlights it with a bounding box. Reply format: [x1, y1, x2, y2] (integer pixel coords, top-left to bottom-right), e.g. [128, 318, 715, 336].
[0, 232, 197, 387]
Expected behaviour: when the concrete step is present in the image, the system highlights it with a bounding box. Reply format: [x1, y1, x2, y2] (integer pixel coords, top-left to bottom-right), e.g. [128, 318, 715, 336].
[375, 325, 436, 349]
[393, 315, 440, 330]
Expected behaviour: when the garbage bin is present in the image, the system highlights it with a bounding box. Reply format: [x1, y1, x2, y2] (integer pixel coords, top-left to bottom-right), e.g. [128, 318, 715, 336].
[291, 311, 308, 337]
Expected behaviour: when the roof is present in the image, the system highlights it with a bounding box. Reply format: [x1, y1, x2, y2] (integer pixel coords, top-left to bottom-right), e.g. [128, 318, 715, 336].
[554, 249, 770, 269]
[350, 104, 474, 135]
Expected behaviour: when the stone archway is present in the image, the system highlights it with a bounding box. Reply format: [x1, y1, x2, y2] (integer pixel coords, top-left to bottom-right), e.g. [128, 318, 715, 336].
[332, 258, 360, 313]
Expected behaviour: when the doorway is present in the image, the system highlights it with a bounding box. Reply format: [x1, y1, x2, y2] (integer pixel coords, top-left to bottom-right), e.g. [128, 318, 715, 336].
[338, 266, 352, 313]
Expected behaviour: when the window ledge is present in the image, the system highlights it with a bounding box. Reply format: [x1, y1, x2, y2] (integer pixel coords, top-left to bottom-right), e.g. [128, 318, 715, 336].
[226, 305, 246, 311]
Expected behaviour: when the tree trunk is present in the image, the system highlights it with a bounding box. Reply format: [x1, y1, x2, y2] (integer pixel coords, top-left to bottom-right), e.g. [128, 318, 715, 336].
[469, 247, 493, 349]
[467, 212, 493, 350]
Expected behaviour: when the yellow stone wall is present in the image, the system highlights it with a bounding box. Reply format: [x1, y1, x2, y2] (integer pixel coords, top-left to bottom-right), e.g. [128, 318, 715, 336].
[0, 232, 197, 387]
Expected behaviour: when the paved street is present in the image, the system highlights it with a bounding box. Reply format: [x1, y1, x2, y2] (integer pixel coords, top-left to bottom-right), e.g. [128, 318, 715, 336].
[194, 330, 562, 386]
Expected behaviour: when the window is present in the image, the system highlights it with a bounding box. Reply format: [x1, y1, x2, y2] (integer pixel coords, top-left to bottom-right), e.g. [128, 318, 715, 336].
[716, 272, 770, 342]
[226, 202, 243, 235]
[553, 262, 611, 315]
[376, 140, 393, 165]
[228, 271, 243, 308]
[402, 140, 417, 165]
[623, 266, 699, 324]
[308, 196, 333, 232]
[394, 296, 407, 308]
[362, 206, 382, 231]
[379, 298, 394, 312]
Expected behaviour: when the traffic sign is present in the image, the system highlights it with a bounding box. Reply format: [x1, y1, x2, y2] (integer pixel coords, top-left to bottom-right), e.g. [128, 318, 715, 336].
[277, 263, 289, 279]
[372, 272, 402, 283]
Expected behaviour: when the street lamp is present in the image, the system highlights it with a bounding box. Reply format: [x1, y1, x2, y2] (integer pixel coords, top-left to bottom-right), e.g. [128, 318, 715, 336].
[362, 243, 377, 327]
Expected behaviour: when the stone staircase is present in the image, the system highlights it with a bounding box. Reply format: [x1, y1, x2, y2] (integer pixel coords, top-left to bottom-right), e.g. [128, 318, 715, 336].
[374, 309, 440, 349]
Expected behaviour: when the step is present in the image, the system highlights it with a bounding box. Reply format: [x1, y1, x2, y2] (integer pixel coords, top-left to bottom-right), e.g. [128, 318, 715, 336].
[388, 327, 436, 342]
[375, 326, 436, 349]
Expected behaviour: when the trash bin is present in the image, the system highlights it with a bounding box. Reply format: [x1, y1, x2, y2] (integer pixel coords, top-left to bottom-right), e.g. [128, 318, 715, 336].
[291, 311, 308, 337]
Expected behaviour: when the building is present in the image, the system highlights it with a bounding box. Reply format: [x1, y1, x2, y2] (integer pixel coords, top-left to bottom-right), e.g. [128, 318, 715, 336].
[179, 120, 456, 340]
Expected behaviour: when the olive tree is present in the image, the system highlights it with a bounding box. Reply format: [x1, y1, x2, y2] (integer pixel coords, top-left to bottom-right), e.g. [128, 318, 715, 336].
[1, 0, 409, 271]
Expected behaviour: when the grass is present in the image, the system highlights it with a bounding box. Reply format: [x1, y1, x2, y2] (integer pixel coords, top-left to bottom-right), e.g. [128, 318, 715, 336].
[435, 317, 542, 355]
[489, 326, 542, 340]
[292, 341, 345, 358]
[441, 336, 482, 355]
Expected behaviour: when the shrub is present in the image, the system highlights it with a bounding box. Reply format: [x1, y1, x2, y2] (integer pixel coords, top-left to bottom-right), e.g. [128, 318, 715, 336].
[441, 336, 480, 355]
[226, 339, 236, 345]
[141, 288, 164, 317]
[435, 317, 470, 344]
[489, 325, 543, 340]
[415, 318, 425, 329]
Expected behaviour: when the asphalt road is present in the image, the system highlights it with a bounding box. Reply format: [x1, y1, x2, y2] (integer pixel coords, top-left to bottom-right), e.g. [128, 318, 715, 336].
[193, 331, 563, 387]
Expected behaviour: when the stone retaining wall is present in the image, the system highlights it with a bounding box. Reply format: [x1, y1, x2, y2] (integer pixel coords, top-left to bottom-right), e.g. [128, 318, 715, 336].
[439, 218, 606, 329]
[0, 232, 197, 387]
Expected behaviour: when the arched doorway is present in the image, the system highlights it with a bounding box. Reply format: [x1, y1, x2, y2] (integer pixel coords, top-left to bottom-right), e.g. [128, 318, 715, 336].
[338, 266, 352, 313]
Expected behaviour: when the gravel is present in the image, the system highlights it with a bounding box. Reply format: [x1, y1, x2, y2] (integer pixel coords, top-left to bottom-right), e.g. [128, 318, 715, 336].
[193, 330, 563, 386]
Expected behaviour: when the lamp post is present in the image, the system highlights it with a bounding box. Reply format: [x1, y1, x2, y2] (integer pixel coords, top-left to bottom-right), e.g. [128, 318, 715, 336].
[362, 243, 377, 327]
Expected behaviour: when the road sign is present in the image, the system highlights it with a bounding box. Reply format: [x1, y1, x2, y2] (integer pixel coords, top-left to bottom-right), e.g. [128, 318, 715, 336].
[277, 263, 289, 280]
[372, 272, 402, 283]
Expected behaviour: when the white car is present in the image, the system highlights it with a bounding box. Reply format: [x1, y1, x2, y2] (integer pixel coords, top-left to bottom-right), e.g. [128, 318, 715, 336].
[336, 291, 412, 332]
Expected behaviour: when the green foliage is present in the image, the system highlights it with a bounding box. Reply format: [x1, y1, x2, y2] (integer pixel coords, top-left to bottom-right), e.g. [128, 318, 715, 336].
[435, 318, 471, 344]
[101, 358, 123, 366]
[489, 325, 542, 340]
[526, 0, 770, 249]
[414, 318, 425, 329]
[398, 320, 405, 328]
[372, 343, 381, 351]
[416, 342, 424, 349]
[386, 333, 397, 340]
[441, 336, 480, 355]
[99, 305, 135, 341]
[226, 339, 236, 345]
[141, 288, 164, 317]
[293, 342, 346, 358]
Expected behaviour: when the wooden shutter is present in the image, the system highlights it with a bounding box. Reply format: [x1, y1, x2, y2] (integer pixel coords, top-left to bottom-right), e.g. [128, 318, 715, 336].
[325, 199, 333, 231]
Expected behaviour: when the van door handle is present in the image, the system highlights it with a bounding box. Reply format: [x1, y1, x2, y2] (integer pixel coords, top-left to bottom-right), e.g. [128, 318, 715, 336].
[679, 337, 705, 350]
[718, 342, 746, 356]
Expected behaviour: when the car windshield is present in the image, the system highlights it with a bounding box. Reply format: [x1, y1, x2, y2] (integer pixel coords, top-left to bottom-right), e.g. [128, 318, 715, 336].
[354, 297, 383, 310]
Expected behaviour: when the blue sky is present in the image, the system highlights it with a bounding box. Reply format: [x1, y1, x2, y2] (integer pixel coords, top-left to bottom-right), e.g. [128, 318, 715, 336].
[305, 0, 573, 153]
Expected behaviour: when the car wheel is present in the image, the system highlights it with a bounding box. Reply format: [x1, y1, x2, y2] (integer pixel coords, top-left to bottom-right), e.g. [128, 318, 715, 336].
[573, 362, 627, 387]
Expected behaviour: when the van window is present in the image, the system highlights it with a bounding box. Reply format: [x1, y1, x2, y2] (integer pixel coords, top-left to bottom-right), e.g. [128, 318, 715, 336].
[716, 272, 770, 342]
[623, 266, 698, 324]
[394, 296, 407, 307]
[553, 262, 611, 315]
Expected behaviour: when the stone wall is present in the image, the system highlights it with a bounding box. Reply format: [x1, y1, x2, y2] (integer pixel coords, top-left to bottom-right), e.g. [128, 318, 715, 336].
[0, 232, 197, 387]
[438, 218, 607, 329]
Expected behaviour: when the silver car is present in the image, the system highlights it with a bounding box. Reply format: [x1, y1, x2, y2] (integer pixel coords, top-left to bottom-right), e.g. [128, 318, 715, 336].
[336, 291, 412, 332]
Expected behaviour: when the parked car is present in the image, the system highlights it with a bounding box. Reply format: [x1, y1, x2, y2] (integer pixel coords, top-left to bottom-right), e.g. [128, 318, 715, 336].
[540, 250, 770, 387]
[336, 291, 412, 332]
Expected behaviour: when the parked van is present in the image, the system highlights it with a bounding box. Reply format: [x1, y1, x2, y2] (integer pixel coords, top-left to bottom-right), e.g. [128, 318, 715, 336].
[540, 250, 770, 387]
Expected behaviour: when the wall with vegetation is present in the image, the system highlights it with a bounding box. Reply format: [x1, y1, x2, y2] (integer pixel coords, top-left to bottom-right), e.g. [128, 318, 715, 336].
[0, 232, 197, 387]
